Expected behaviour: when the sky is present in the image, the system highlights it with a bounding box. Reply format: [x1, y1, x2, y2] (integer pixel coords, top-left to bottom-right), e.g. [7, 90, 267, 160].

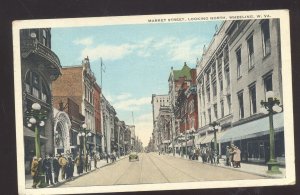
[51, 20, 222, 146]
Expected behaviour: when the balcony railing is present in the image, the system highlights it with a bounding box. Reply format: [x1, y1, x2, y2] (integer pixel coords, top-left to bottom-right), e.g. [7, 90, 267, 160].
[21, 37, 61, 80]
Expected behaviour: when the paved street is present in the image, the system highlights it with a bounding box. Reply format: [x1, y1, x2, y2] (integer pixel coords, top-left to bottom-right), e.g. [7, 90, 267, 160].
[58, 152, 264, 187]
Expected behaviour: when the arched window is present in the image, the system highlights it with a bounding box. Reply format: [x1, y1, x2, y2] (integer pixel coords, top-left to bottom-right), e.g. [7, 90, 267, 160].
[24, 70, 51, 104]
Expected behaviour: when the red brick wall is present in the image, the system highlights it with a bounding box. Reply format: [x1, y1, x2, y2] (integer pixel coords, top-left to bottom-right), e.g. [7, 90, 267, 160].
[52, 67, 83, 112]
[93, 84, 101, 134]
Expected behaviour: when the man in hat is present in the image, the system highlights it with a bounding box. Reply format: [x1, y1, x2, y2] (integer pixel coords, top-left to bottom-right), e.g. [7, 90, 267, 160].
[53, 154, 60, 183]
[58, 153, 68, 180]
[31, 156, 42, 188]
[42, 154, 53, 185]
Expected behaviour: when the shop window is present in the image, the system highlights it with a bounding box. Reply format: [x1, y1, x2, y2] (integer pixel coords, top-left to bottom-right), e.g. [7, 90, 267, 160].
[261, 20, 271, 56]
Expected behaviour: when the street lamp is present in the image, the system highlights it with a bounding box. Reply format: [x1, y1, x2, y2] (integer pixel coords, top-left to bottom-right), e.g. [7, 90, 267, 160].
[260, 91, 283, 174]
[209, 121, 221, 155]
[188, 129, 196, 148]
[78, 123, 92, 164]
[25, 102, 47, 158]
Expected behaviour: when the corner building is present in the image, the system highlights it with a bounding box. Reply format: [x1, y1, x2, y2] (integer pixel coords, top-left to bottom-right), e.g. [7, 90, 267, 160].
[196, 19, 285, 165]
[21, 28, 61, 173]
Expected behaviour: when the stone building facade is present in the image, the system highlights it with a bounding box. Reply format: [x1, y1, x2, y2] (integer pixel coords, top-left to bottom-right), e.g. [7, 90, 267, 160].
[196, 19, 284, 164]
[151, 94, 170, 151]
[21, 28, 61, 173]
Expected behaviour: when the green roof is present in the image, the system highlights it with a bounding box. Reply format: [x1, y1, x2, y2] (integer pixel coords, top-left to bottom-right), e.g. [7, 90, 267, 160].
[173, 63, 192, 80]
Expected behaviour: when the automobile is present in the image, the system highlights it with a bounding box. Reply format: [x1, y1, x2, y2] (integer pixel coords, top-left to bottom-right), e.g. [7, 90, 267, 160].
[129, 152, 139, 162]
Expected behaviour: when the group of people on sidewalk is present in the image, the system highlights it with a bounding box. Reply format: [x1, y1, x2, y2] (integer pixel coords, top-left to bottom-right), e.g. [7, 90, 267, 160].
[30, 152, 98, 188]
[168, 143, 240, 168]
[200, 146, 219, 165]
[225, 144, 241, 168]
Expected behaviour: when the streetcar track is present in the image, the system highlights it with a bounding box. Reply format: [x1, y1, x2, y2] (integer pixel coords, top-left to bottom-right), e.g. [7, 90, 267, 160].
[139, 153, 144, 183]
[147, 154, 171, 183]
[150, 153, 203, 181]
[113, 158, 136, 185]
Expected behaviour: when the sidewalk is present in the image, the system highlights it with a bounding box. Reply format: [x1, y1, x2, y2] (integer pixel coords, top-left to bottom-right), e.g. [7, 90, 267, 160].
[165, 152, 285, 179]
[25, 155, 127, 189]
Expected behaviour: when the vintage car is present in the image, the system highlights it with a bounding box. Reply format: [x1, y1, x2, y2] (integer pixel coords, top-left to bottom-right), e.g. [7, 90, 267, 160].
[129, 152, 139, 161]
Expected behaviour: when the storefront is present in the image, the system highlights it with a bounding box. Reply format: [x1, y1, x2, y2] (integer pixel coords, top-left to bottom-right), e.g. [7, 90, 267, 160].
[220, 112, 285, 165]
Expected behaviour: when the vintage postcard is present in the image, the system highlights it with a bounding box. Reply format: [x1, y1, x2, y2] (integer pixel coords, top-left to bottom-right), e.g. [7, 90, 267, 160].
[13, 9, 295, 194]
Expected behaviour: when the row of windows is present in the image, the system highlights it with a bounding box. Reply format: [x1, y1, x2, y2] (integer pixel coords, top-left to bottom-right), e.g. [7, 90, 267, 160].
[25, 71, 50, 104]
[85, 85, 94, 105]
[202, 94, 231, 125]
[236, 20, 271, 78]
[238, 74, 272, 119]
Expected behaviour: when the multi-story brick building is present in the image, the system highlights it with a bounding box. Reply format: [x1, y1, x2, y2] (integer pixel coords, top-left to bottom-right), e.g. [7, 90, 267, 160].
[21, 28, 61, 173]
[52, 57, 97, 154]
[168, 63, 198, 155]
[196, 19, 284, 164]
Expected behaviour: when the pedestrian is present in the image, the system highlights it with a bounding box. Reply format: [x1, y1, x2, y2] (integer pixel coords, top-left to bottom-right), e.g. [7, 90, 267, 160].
[195, 147, 200, 160]
[58, 153, 68, 180]
[233, 146, 241, 168]
[88, 154, 92, 171]
[42, 154, 54, 185]
[75, 154, 82, 174]
[105, 152, 109, 163]
[93, 152, 97, 169]
[225, 146, 231, 166]
[31, 156, 42, 188]
[53, 154, 60, 183]
[213, 149, 219, 165]
[66, 154, 74, 179]
[230, 144, 235, 167]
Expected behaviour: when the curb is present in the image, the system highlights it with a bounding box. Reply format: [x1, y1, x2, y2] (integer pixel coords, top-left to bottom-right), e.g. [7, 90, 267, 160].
[165, 153, 284, 179]
[48, 156, 128, 188]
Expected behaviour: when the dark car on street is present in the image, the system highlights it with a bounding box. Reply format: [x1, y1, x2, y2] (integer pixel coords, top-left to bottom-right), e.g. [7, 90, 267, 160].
[129, 152, 139, 162]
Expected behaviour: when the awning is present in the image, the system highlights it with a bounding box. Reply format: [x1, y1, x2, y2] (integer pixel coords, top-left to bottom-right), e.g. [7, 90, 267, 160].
[201, 133, 214, 144]
[220, 112, 284, 143]
[199, 130, 226, 144]
[23, 127, 48, 141]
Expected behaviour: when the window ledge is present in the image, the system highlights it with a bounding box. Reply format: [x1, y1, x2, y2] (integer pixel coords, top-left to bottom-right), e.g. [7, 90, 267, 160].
[248, 65, 255, 72]
[263, 52, 271, 61]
